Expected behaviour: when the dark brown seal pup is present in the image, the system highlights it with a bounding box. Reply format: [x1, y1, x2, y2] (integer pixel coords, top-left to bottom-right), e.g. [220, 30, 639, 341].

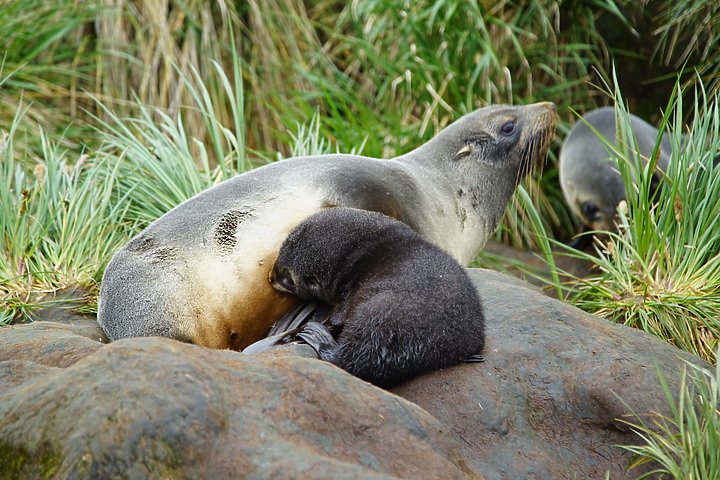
[98, 102, 555, 350]
[267, 208, 485, 388]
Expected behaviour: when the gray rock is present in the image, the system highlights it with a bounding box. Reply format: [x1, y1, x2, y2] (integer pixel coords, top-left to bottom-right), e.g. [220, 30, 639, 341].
[0, 269, 709, 479]
[22, 287, 93, 325]
[0, 332, 481, 480]
[393, 269, 707, 479]
[0, 320, 106, 368]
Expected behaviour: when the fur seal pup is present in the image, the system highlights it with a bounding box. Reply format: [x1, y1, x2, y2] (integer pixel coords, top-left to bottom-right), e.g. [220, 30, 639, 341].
[559, 107, 672, 236]
[267, 207, 485, 388]
[98, 102, 555, 350]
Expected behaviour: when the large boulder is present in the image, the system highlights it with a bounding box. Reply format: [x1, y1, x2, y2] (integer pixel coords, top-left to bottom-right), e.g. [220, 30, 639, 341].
[0, 269, 709, 479]
[395, 269, 706, 479]
[0, 334, 479, 480]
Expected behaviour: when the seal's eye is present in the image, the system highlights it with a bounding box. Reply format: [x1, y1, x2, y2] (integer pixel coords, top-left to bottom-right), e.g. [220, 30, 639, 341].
[581, 201, 601, 221]
[500, 120, 517, 136]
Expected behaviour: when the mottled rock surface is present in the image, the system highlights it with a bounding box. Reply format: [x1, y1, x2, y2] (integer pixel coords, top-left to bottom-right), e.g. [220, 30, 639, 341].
[0, 269, 709, 480]
[0, 331, 480, 480]
[0, 320, 105, 368]
[394, 269, 707, 479]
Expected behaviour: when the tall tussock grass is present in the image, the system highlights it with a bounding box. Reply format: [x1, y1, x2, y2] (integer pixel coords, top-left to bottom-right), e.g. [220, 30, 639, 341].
[0, 0, 623, 157]
[3, 0, 717, 159]
[0, 103, 134, 324]
[0, 0, 107, 157]
[544, 77, 720, 364]
[652, 0, 720, 98]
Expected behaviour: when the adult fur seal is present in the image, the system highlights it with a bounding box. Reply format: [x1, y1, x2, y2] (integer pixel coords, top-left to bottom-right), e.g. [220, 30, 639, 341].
[559, 107, 672, 235]
[98, 102, 555, 350]
[266, 207, 485, 388]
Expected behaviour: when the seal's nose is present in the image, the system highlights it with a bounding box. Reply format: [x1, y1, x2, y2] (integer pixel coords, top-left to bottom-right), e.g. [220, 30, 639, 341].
[545, 102, 556, 113]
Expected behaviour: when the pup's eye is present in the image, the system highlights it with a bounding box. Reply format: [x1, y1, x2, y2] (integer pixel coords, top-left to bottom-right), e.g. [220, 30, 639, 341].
[500, 121, 516, 135]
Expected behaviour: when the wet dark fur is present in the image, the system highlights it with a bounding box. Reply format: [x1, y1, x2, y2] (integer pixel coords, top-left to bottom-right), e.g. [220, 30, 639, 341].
[270, 208, 486, 388]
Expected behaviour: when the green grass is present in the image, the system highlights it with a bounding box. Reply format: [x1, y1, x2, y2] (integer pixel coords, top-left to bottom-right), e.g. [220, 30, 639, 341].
[653, 0, 720, 98]
[0, 103, 134, 324]
[619, 357, 720, 479]
[524, 74, 720, 364]
[90, 41, 253, 228]
[0, 0, 107, 158]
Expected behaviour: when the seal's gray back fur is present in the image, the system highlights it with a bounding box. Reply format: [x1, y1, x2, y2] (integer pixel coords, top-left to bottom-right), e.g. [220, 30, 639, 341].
[98, 102, 555, 349]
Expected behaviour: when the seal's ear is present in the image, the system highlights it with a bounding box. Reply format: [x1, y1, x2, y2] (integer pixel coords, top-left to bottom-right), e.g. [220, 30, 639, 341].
[453, 145, 473, 161]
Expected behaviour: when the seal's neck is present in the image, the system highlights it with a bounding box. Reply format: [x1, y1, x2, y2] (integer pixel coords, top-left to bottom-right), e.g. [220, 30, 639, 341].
[394, 129, 454, 166]
[390, 131, 520, 265]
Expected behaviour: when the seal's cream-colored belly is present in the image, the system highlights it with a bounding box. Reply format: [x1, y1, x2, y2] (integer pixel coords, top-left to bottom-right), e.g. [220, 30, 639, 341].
[190, 193, 324, 350]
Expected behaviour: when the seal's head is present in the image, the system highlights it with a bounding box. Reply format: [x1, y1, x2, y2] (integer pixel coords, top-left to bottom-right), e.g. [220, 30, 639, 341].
[559, 108, 626, 232]
[408, 102, 556, 247]
[434, 102, 556, 181]
[559, 107, 675, 233]
[560, 153, 626, 232]
[269, 208, 391, 305]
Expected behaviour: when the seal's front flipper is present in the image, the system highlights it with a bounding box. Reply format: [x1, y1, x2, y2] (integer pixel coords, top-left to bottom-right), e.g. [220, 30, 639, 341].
[267, 300, 333, 337]
[297, 321, 338, 360]
[241, 328, 303, 354]
[267, 300, 317, 336]
[463, 354, 485, 363]
[243, 301, 336, 355]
